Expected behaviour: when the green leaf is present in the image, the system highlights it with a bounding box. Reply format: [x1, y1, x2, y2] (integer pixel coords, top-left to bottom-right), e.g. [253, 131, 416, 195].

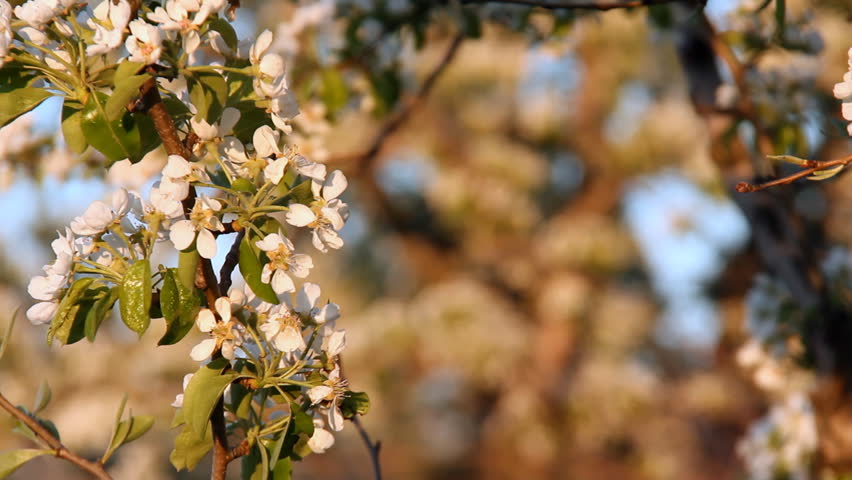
[231, 177, 256, 193]
[291, 403, 314, 437]
[231, 101, 273, 144]
[241, 445, 262, 480]
[807, 165, 845, 181]
[0, 88, 52, 129]
[340, 391, 370, 418]
[80, 91, 159, 164]
[32, 380, 51, 414]
[0, 449, 51, 479]
[0, 65, 39, 94]
[207, 17, 238, 50]
[61, 101, 88, 154]
[103, 415, 155, 463]
[85, 287, 119, 342]
[183, 358, 241, 439]
[284, 181, 313, 206]
[105, 74, 151, 121]
[48, 277, 95, 345]
[271, 457, 292, 480]
[170, 424, 212, 471]
[0, 306, 18, 361]
[188, 72, 228, 122]
[158, 269, 201, 345]
[177, 248, 199, 292]
[239, 233, 279, 304]
[114, 61, 146, 85]
[119, 259, 152, 336]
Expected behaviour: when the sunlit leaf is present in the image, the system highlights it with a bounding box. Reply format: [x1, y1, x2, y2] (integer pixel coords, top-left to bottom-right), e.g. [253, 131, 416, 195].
[119, 259, 152, 336]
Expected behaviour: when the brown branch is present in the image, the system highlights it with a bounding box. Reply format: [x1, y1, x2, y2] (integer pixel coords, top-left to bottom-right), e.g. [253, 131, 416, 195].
[351, 416, 382, 480]
[219, 229, 245, 294]
[329, 31, 465, 171]
[226, 439, 251, 462]
[736, 154, 852, 192]
[703, 17, 775, 159]
[460, 0, 693, 10]
[139, 76, 230, 480]
[0, 391, 112, 480]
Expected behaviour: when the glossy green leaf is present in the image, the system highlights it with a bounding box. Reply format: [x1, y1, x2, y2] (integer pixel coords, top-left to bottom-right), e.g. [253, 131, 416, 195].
[170, 424, 212, 471]
[271, 457, 292, 480]
[0, 88, 52, 129]
[114, 61, 146, 85]
[48, 277, 94, 345]
[158, 269, 201, 346]
[61, 101, 88, 154]
[188, 72, 228, 122]
[103, 415, 155, 463]
[183, 358, 241, 439]
[119, 259, 152, 336]
[178, 248, 199, 292]
[80, 92, 159, 164]
[340, 391, 370, 418]
[105, 74, 151, 121]
[85, 287, 119, 342]
[0, 449, 51, 479]
[291, 403, 314, 437]
[239, 233, 279, 304]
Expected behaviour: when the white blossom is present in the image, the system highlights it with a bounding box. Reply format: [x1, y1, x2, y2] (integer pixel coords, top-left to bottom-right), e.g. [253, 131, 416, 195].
[833, 47, 852, 136]
[259, 305, 305, 353]
[86, 0, 132, 56]
[70, 189, 130, 236]
[169, 195, 224, 258]
[126, 20, 163, 64]
[285, 170, 349, 252]
[255, 232, 313, 294]
[190, 297, 243, 361]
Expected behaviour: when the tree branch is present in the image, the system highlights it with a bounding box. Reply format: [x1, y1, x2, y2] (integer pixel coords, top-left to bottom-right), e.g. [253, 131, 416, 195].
[0, 391, 112, 480]
[461, 0, 692, 10]
[329, 31, 465, 171]
[351, 415, 382, 480]
[219, 229, 245, 294]
[139, 76, 230, 480]
[736, 154, 852, 192]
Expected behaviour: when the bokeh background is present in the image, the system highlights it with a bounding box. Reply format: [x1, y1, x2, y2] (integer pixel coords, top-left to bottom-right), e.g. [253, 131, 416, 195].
[1, 0, 851, 478]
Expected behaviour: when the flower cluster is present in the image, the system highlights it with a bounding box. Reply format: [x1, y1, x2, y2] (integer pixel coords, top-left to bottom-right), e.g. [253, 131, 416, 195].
[833, 47, 852, 137]
[7, 0, 362, 469]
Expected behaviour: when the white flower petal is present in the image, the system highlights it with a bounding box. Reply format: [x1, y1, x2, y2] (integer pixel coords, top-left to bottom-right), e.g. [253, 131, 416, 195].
[196, 228, 218, 259]
[297, 283, 321, 313]
[285, 203, 316, 227]
[322, 170, 348, 201]
[26, 301, 57, 325]
[169, 220, 197, 250]
[196, 308, 217, 332]
[190, 338, 217, 361]
[271, 269, 295, 294]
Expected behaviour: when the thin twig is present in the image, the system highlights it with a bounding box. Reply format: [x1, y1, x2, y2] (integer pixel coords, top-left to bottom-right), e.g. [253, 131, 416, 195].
[351, 416, 382, 480]
[219, 229, 245, 294]
[329, 31, 466, 170]
[0, 391, 112, 480]
[736, 154, 852, 192]
[461, 0, 691, 10]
